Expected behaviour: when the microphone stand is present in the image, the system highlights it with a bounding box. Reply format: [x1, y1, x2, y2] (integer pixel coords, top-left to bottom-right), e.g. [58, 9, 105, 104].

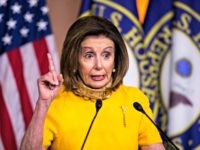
[80, 100, 102, 150]
[133, 102, 179, 150]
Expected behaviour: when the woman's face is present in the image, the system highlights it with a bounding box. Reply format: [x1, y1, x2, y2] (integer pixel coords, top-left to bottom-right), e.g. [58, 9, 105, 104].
[79, 35, 115, 89]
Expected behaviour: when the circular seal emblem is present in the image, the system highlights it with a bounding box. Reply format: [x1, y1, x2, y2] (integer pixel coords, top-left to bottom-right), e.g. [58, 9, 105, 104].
[161, 1, 200, 148]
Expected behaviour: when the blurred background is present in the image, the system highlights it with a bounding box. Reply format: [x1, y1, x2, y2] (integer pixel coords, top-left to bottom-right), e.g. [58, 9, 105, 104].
[47, 0, 81, 57]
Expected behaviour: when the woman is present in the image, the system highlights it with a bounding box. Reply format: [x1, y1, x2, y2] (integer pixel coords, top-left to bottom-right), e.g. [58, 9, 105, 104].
[20, 16, 165, 150]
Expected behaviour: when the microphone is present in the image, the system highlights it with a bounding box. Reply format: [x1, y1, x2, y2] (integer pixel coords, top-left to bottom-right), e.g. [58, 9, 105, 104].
[80, 99, 102, 150]
[133, 102, 179, 150]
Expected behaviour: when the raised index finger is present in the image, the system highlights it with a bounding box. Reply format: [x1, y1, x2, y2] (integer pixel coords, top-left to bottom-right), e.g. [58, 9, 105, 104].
[47, 53, 59, 85]
[47, 53, 56, 72]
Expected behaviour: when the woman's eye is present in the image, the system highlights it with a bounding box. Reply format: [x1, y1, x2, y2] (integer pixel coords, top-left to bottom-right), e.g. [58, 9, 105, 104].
[84, 53, 93, 59]
[103, 52, 111, 59]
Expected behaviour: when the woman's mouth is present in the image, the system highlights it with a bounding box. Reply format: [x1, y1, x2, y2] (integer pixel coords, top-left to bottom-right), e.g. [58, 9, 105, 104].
[91, 75, 105, 81]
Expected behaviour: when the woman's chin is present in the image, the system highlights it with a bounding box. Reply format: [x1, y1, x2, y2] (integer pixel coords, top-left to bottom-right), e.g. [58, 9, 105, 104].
[87, 81, 109, 89]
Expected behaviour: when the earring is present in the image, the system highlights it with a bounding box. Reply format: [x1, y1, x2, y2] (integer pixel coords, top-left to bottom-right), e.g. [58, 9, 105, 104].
[112, 68, 116, 73]
[73, 69, 76, 74]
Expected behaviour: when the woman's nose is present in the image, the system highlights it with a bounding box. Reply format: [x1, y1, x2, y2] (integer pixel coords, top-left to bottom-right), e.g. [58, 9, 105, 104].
[95, 57, 102, 70]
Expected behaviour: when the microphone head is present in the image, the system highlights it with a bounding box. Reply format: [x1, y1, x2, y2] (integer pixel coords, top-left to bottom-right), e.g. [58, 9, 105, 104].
[96, 99, 102, 111]
[133, 102, 144, 113]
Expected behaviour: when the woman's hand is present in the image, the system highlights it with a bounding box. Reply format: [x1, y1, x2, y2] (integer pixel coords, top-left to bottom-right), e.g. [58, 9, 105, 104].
[37, 53, 64, 104]
[20, 53, 63, 150]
